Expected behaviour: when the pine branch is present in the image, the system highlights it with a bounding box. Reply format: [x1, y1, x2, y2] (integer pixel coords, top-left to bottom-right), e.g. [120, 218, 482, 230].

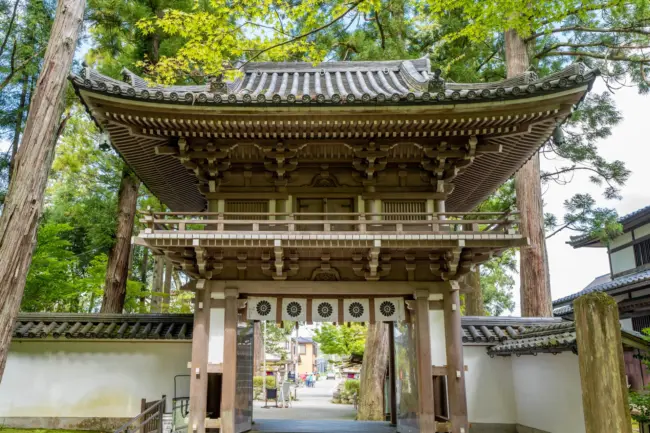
[526, 25, 650, 42]
[239, 0, 365, 69]
[537, 50, 650, 63]
[545, 222, 572, 239]
[536, 1, 632, 27]
[0, 0, 20, 59]
[0, 47, 46, 93]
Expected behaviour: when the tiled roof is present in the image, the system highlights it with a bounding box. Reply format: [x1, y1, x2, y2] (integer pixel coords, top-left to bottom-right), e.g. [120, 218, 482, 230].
[13, 313, 193, 340]
[460, 316, 565, 344]
[569, 204, 650, 247]
[552, 268, 650, 314]
[72, 60, 596, 106]
[488, 322, 577, 356]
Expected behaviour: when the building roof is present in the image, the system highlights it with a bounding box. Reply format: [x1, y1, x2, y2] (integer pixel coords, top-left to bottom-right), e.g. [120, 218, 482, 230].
[12, 313, 193, 341]
[552, 268, 650, 316]
[71, 60, 597, 213]
[13, 313, 648, 356]
[297, 336, 314, 344]
[76, 59, 593, 107]
[569, 204, 650, 248]
[460, 316, 565, 344]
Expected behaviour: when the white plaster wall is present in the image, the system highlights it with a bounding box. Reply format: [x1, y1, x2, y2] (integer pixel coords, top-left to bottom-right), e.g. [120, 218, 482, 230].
[635, 223, 650, 240]
[208, 308, 224, 364]
[464, 346, 516, 424]
[0, 341, 191, 418]
[429, 310, 447, 366]
[512, 353, 585, 433]
[621, 318, 634, 331]
[610, 232, 633, 249]
[611, 246, 636, 275]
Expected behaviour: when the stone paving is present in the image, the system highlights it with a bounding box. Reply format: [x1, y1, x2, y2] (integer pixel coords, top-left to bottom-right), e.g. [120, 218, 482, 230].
[251, 379, 395, 433]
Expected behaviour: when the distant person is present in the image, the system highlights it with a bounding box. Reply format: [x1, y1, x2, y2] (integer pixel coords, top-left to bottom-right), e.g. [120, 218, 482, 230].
[307, 372, 314, 388]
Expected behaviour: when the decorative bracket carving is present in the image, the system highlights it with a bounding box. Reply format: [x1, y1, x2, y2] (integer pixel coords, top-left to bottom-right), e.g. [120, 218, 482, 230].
[194, 246, 223, 279]
[158, 138, 232, 194]
[352, 141, 389, 184]
[352, 247, 391, 281]
[311, 253, 341, 281]
[262, 141, 299, 187]
[441, 247, 463, 281]
[421, 136, 478, 194]
[261, 243, 299, 280]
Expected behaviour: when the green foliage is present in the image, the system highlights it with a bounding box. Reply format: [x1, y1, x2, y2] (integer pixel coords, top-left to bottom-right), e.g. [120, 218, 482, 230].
[481, 251, 517, 316]
[313, 323, 367, 356]
[253, 375, 277, 389]
[630, 391, 650, 423]
[344, 379, 360, 393]
[546, 193, 623, 242]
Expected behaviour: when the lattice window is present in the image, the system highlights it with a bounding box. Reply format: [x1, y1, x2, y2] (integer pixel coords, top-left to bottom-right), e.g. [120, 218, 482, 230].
[632, 315, 650, 333]
[634, 238, 650, 267]
[224, 200, 269, 220]
[382, 200, 426, 221]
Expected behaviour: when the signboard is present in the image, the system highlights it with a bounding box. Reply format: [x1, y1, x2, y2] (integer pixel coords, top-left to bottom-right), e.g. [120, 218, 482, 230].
[288, 371, 295, 381]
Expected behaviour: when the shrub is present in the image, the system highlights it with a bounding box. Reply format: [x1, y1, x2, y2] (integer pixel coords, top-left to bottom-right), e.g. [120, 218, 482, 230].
[253, 376, 276, 389]
[344, 379, 360, 394]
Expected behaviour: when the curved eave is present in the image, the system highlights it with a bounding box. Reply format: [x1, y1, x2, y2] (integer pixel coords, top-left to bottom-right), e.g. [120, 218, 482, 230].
[73, 78, 592, 213]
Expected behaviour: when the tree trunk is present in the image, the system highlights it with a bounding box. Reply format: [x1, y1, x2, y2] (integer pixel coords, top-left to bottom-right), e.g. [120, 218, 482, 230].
[9, 73, 28, 183]
[0, 0, 85, 381]
[139, 246, 149, 312]
[254, 322, 263, 375]
[505, 29, 552, 317]
[463, 268, 484, 316]
[100, 167, 139, 313]
[358, 323, 389, 421]
[162, 258, 172, 312]
[150, 255, 164, 312]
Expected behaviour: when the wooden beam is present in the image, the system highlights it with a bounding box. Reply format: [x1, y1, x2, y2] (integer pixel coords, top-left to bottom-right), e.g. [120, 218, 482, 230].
[207, 363, 223, 373]
[210, 299, 225, 308]
[414, 289, 435, 432]
[575, 292, 632, 433]
[444, 281, 468, 433]
[432, 366, 448, 376]
[209, 281, 449, 296]
[188, 280, 211, 433]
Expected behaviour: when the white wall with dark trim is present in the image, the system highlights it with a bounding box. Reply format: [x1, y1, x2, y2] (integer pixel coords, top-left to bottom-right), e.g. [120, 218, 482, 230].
[0, 341, 191, 419]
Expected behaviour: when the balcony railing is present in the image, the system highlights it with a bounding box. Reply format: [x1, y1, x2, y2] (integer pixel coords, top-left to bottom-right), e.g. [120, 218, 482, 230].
[140, 211, 520, 235]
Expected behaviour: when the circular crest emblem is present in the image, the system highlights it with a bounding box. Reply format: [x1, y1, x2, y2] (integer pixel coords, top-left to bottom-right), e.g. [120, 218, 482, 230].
[317, 302, 334, 318]
[379, 301, 396, 317]
[286, 301, 302, 318]
[348, 302, 365, 319]
[256, 300, 272, 316]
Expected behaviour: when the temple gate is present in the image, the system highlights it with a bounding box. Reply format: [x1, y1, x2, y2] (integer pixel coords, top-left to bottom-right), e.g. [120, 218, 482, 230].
[72, 57, 597, 433]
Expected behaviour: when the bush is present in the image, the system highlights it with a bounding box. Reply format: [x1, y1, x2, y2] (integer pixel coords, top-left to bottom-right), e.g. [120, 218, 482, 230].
[630, 391, 650, 423]
[253, 376, 276, 389]
[344, 379, 360, 394]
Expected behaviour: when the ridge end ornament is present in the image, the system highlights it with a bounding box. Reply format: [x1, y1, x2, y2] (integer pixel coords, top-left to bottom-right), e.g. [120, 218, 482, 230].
[428, 68, 445, 92]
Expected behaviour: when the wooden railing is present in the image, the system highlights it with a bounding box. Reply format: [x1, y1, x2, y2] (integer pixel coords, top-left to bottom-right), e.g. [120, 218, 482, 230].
[114, 395, 165, 433]
[140, 211, 520, 235]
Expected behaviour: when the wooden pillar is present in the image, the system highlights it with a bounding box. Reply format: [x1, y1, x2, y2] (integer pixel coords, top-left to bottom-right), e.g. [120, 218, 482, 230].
[188, 280, 211, 433]
[435, 199, 447, 231]
[574, 292, 632, 433]
[444, 281, 469, 433]
[388, 323, 398, 426]
[220, 287, 239, 433]
[414, 289, 435, 431]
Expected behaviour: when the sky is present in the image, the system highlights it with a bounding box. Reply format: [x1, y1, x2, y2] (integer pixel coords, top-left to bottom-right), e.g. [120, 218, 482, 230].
[510, 80, 650, 315]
